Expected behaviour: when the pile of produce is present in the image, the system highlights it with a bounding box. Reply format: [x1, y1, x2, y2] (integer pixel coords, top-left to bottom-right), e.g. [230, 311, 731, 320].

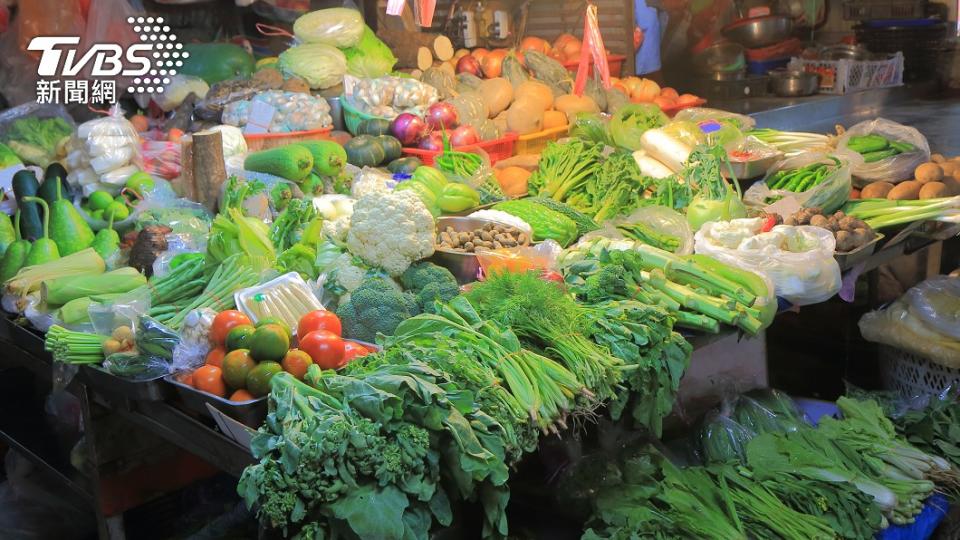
[786, 208, 878, 252]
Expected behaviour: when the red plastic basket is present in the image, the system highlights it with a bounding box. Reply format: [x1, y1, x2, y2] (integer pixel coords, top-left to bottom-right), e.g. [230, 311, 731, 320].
[243, 126, 333, 151]
[401, 133, 518, 166]
[563, 54, 626, 78]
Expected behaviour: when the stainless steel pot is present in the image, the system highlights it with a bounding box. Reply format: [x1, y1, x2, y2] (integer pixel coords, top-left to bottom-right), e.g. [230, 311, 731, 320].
[722, 15, 794, 49]
[768, 69, 820, 97]
[693, 41, 746, 74]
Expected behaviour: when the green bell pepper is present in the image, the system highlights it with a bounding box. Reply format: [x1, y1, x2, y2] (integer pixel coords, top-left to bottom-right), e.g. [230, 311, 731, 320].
[395, 180, 441, 217]
[412, 166, 448, 195]
[437, 183, 481, 213]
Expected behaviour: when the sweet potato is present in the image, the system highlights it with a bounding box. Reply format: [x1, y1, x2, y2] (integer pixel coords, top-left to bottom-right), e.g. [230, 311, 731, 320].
[887, 180, 922, 200]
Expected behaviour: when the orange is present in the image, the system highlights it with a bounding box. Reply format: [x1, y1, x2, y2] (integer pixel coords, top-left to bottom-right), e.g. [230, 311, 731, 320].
[222, 349, 256, 390]
[247, 362, 283, 397]
[281, 349, 313, 380]
[193, 365, 227, 397]
[229, 389, 255, 402]
[205, 347, 226, 367]
[249, 324, 290, 362]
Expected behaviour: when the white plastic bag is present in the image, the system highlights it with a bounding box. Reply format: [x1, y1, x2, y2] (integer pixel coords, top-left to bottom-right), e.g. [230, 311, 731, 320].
[594, 206, 694, 255]
[836, 118, 930, 184]
[743, 152, 852, 215]
[695, 218, 841, 306]
[906, 276, 960, 340]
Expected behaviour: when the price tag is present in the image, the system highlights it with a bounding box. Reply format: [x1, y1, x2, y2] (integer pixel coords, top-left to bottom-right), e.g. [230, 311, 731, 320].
[244, 101, 276, 134]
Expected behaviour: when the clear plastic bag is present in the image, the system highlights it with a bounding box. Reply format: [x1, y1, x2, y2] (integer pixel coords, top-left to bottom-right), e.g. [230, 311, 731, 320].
[343, 75, 439, 119]
[171, 308, 216, 373]
[605, 206, 694, 255]
[476, 240, 563, 276]
[141, 140, 182, 181]
[695, 219, 841, 306]
[743, 152, 852, 215]
[906, 276, 960, 340]
[674, 107, 756, 131]
[65, 104, 142, 196]
[836, 118, 931, 184]
[859, 298, 960, 369]
[222, 90, 333, 133]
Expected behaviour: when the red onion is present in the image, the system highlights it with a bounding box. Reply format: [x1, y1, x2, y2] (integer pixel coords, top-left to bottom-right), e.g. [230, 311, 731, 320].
[418, 132, 444, 151]
[456, 55, 482, 76]
[449, 125, 479, 147]
[426, 102, 459, 131]
[390, 113, 428, 146]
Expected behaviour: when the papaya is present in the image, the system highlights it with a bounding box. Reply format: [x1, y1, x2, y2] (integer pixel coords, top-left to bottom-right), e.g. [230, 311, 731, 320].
[49, 181, 95, 256]
[244, 145, 314, 181]
[21, 197, 59, 266]
[0, 211, 31, 283]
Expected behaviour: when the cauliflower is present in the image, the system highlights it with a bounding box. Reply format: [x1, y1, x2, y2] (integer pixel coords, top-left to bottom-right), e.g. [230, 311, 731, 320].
[346, 191, 435, 276]
[329, 253, 366, 292]
[322, 215, 352, 244]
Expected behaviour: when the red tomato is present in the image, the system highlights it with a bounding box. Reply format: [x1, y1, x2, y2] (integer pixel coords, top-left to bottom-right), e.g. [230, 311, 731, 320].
[343, 341, 370, 362]
[540, 270, 564, 283]
[210, 310, 252, 347]
[299, 330, 345, 370]
[298, 310, 342, 338]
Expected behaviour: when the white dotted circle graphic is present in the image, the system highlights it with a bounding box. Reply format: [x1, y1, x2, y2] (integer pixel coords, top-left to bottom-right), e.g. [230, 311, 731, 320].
[124, 15, 180, 93]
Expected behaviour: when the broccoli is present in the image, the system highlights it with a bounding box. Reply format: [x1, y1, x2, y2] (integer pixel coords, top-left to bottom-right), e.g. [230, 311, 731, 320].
[400, 261, 460, 312]
[335, 276, 419, 342]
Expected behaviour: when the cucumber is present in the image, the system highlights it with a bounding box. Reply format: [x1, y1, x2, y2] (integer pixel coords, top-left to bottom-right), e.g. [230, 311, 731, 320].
[12, 170, 43, 241]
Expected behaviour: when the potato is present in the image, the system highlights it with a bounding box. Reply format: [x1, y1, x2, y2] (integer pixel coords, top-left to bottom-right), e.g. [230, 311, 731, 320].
[931, 154, 946, 163]
[887, 180, 922, 200]
[914, 163, 943, 183]
[940, 161, 959, 177]
[941, 177, 960, 196]
[860, 181, 895, 199]
[919, 182, 949, 199]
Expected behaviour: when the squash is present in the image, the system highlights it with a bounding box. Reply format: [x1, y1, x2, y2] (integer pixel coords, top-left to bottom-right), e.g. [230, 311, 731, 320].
[501, 54, 528, 90]
[494, 166, 531, 197]
[477, 119, 501, 141]
[421, 66, 457, 100]
[388, 157, 423, 175]
[343, 135, 386, 167]
[493, 111, 509, 135]
[478, 78, 514, 117]
[554, 94, 600, 121]
[356, 118, 392, 137]
[506, 98, 545, 135]
[449, 92, 489, 128]
[515, 81, 554, 111]
[542, 110, 567, 130]
[376, 135, 403, 162]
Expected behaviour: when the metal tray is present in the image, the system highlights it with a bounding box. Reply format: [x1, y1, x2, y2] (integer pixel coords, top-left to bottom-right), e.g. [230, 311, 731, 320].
[164, 374, 267, 428]
[724, 152, 783, 180]
[834, 233, 884, 271]
[81, 365, 169, 402]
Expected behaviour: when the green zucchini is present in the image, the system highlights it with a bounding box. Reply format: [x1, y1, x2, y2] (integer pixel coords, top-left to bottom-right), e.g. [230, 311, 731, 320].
[12, 170, 43, 241]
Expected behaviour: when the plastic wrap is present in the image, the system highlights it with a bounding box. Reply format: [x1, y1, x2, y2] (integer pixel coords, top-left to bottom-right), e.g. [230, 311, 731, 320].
[695, 218, 841, 306]
[140, 140, 182, 181]
[171, 308, 216, 373]
[476, 239, 563, 276]
[674, 107, 756, 131]
[744, 152, 852, 215]
[836, 118, 931, 184]
[608, 206, 694, 255]
[343, 75, 439, 119]
[905, 276, 960, 340]
[222, 90, 332, 133]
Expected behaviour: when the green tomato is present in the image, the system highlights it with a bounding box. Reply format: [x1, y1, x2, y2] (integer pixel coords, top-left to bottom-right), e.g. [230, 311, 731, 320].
[125, 171, 155, 195]
[105, 201, 130, 221]
[88, 190, 114, 211]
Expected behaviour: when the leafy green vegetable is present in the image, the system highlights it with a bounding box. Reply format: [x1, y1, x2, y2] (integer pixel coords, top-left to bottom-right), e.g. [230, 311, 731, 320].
[207, 208, 276, 267]
[342, 25, 397, 78]
[608, 104, 668, 151]
[528, 140, 604, 202]
[277, 243, 317, 280]
[569, 113, 611, 146]
[2, 116, 72, 167]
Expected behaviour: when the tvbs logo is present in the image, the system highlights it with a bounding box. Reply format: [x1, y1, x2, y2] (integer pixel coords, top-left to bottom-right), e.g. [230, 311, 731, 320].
[28, 16, 186, 102]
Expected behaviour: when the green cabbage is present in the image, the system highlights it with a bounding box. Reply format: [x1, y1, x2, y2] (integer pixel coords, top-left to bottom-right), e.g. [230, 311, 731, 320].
[293, 7, 364, 47]
[342, 26, 397, 78]
[609, 104, 668, 151]
[279, 43, 347, 90]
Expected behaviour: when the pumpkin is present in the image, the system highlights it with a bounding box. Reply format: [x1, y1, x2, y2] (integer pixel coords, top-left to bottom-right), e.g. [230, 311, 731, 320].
[387, 156, 423, 175]
[344, 135, 386, 167]
[356, 118, 392, 137]
[478, 77, 514, 117]
[516, 80, 554, 110]
[376, 135, 403, 162]
[481, 49, 508, 78]
[542, 110, 567, 130]
[495, 166, 531, 197]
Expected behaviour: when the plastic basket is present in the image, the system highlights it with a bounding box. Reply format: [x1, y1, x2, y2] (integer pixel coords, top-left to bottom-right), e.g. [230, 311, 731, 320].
[340, 94, 389, 136]
[563, 54, 626, 78]
[243, 126, 333, 151]
[514, 125, 570, 155]
[788, 53, 903, 95]
[878, 345, 960, 397]
[401, 132, 518, 166]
